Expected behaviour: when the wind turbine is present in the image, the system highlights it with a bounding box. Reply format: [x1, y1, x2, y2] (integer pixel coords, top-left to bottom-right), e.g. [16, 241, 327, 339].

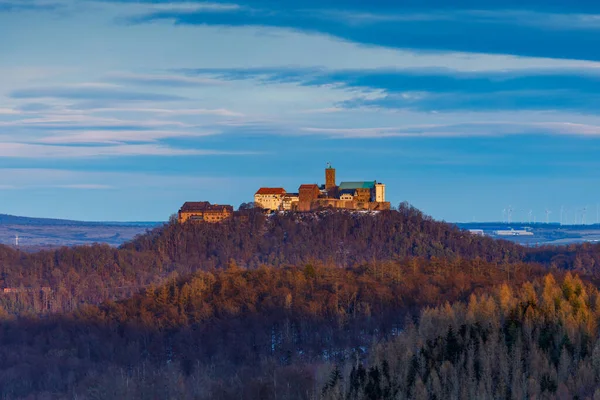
[502, 208, 507, 223]
[560, 206, 564, 226]
[528, 210, 533, 224]
[545, 209, 551, 224]
[516, 208, 525, 223]
[582, 207, 588, 225]
[507, 205, 513, 224]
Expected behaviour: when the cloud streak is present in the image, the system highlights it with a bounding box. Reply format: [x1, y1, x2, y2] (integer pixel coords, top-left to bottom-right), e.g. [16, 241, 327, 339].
[104, 72, 225, 87]
[0, 0, 64, 12]
[301, 122, 600, 138]
[53, 184, 115, 189]
[180, 66, 600, 113]
[128, 2, 600, 61]
[85, 107, 244, 117]
[10, 85, 187, 102]
[0, 142, 254, 158]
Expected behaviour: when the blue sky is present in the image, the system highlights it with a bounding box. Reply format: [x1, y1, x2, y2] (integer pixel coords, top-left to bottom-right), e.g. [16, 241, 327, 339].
[2, 0, 600, 222]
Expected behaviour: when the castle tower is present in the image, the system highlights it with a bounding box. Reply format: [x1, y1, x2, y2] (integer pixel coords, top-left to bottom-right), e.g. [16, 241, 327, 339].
[375, 183, 386, 202]
[325, 162, 336, 190]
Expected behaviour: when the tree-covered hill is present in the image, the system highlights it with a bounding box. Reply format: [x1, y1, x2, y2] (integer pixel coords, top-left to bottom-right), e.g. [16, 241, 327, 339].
[0, 260, 543, 399]
[0, 205, 528, 316]
[1, 205, 600, 398]
[126, 204, 526, 269]
[325, 273, 600, 400]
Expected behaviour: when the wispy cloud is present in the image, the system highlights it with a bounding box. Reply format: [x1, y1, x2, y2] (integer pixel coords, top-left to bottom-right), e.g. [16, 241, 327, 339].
[85, 106, 244, 117]
[320, 9, 600, 31]
[0, 104, 232, 144]
[128, 1, 600, 61]
[10, 85, 187, 102]
[15, 103, 56, 112]
[0, 0, 65, 12]
[301, 126, 403, 138]
[178, 66, 600, 113]
[53, 184, 115, 189]
[339, 90, 600, 113]
[301, 121, 600, 138]
[36, 130, 214, 144]
[104, 72, 225, 87]
[0, 142, 253, 158]
[120, 1, 242, 14]
[297, 107, 345, 114]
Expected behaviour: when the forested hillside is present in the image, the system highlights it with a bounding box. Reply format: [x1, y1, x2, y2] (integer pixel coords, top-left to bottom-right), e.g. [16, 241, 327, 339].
[0, 260, 543, 399]
[127, 205, 526, 267]
[0, 204, 525, 315]
[528, 242, 600, 277]
[2, 206, 600, 399]
[324, 273, 600, 400]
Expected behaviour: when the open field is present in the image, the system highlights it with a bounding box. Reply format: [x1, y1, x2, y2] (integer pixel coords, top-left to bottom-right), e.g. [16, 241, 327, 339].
[456, 222, 600, 246]
[0, 214, 162, 248]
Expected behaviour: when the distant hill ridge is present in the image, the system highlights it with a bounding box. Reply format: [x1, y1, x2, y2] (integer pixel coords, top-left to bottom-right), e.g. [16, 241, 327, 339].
[0, 213, 162, 227]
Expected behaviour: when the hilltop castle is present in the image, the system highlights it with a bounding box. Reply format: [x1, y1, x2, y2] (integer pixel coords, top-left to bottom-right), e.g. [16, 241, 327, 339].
[254, 164, 391, 212]
[177, 164, 391, 223]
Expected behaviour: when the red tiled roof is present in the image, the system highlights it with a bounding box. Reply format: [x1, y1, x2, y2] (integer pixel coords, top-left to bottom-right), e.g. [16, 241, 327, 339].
[180, 202, 233, 212]
[255, 187, 286, 195]
[299, 184, 319, 190]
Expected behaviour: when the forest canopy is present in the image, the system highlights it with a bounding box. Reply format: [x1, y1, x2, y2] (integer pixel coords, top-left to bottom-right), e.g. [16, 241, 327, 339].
[2, 206, 600, 398]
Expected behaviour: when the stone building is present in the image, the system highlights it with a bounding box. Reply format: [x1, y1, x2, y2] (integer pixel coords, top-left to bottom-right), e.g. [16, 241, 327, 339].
[178, 202, 233, 223]
[298, 184, 320, 211]
[282, 193, 299, 210]
[338, 181, 377, 202]
[254, 187, 287, 211]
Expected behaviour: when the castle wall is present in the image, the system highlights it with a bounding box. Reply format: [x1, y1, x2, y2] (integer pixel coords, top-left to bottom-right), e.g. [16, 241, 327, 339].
[178, 210, 232, 223]
[311, 199, 391, 211]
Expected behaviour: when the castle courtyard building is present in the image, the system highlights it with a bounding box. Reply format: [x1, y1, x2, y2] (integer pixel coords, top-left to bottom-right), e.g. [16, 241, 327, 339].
[338, 181, 376, 202]
[254, 187, 287, 211]
[178, 202, 233, 223]
[282, 193, 299, 211]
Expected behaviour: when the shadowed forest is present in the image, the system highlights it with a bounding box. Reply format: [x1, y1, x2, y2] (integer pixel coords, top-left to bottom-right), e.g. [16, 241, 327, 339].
[2, 204, 600, 398]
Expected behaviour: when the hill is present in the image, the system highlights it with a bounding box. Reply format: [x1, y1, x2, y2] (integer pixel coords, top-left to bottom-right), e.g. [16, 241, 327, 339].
[0, 213, 162, 226]
[125, 205, 526, 268]
[0, 205, 527, 315]
[0, 214, 86, 226]
[0, 260, 544, 399]
[2, 206, 600, 398]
